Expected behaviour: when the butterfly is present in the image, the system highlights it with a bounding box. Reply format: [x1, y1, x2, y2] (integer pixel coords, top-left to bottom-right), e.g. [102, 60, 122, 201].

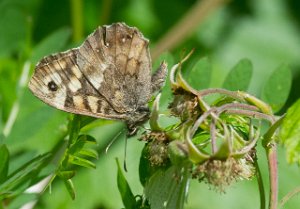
[28, 22, 167, 135]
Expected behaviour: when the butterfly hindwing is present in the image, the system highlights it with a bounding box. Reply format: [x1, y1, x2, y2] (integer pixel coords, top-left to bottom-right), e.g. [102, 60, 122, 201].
[77, 23, 152, 115]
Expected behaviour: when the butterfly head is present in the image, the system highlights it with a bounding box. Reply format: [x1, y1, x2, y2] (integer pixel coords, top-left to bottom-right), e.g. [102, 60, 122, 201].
[126, 106, 150, 136]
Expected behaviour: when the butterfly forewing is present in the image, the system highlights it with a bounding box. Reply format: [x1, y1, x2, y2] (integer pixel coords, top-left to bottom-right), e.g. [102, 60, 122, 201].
[29, 48, 127, 120]
[29, 23, 158, 125]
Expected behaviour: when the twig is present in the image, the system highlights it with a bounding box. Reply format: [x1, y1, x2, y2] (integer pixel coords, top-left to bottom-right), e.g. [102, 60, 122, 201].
[151, 0, 228, 59]
[279, 186, 300, 208]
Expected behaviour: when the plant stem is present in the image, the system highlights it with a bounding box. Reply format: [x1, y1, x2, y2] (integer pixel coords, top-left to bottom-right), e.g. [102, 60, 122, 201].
[266, 144, 278, 209]
[198, 88, 245, 102]
[70, 0, 84, 42]
[254, 157, 266, 209]
[225, 109, 275, 124]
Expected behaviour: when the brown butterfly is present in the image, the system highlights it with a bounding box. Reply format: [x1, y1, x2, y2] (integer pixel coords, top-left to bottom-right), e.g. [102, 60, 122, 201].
[28, 22, 167, 135]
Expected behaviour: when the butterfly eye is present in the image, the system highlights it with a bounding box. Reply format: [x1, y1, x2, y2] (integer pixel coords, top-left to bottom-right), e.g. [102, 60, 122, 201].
[47, 81, 58, 91]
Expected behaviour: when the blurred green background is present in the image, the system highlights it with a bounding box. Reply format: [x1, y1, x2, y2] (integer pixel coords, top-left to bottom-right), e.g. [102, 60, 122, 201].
[1, 0, 300, 208]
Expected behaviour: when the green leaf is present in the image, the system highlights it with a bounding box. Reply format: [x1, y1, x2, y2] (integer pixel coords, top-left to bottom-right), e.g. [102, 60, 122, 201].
[68, 135, 98, 157]
[63, 179, 76, 200]
[280, 99, 300, 164]
[263, 115, 285, 147]
[116, 158, 136, 209]
[262, 64, 292, 112]
[83, 135, 98, 144]
[0, 144, 9, 183]
[0, 5, 27, 57]
[68, 155, 96, 169]
[139, 145, 158, 186]
[58, 171, 76, 180]
[144, 166, 189, 209]
[68, 138, 85, 154]
[68, 115, 81, 145]
[223, 58, 253, 91]
[78, 116, 97, 129]
[78, 148, 98, 159]
[4, 193, 37, 209]
[187, 57, 212, 90]
[0, 153, 51, 199]
[31, 27, 71, 63]
[0, 59, 18, 122]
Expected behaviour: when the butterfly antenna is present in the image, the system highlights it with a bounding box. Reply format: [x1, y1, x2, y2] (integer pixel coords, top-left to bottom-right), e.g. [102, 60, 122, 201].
[105, 128, 125, 154]
[123, 135, 128, 172]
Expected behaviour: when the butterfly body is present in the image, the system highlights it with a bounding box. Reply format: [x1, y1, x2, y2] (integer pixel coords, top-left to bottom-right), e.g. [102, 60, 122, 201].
[29, 23, 167, 134]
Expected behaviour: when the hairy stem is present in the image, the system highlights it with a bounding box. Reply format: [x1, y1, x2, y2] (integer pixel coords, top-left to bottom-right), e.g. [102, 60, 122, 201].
[225, 109, 275, 124]
[198, 88, 246, 102]
[266, 144, 278, 209]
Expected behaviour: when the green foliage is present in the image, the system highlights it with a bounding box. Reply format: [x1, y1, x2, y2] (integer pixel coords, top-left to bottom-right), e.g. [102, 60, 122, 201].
[1, 0, 300, 208]
[280, 99, 300, 164]
[0, 59, 19, 122]
[187, 57, 212, 90]
[0, 144, 9, 184]
[0, 153, 52, 200]
[262, 64, 292, 113]
[116, 159, 136, 209]
[31, 27, 72, 63]
[56, 116, 98, 198]
[144, 166, 189, 209]
[223, 58, 253, 91]
[0, 2, 28, 57]
[63, 179, 76, 200]
[139, 145, 159, 186]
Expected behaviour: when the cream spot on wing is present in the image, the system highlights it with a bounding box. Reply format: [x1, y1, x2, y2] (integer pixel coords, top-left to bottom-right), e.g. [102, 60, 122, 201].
[73, 95, 85, 110]
[68, 77, 82, 92]
[89, 67, 105, 89]
[53, 62, 64, 71]
[44, 72, 63, 86]
[71, 66, 82, 78]
[52, 85, 66, 109]
[87, 96, 98, 113]
[58, 61, 67, 69]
